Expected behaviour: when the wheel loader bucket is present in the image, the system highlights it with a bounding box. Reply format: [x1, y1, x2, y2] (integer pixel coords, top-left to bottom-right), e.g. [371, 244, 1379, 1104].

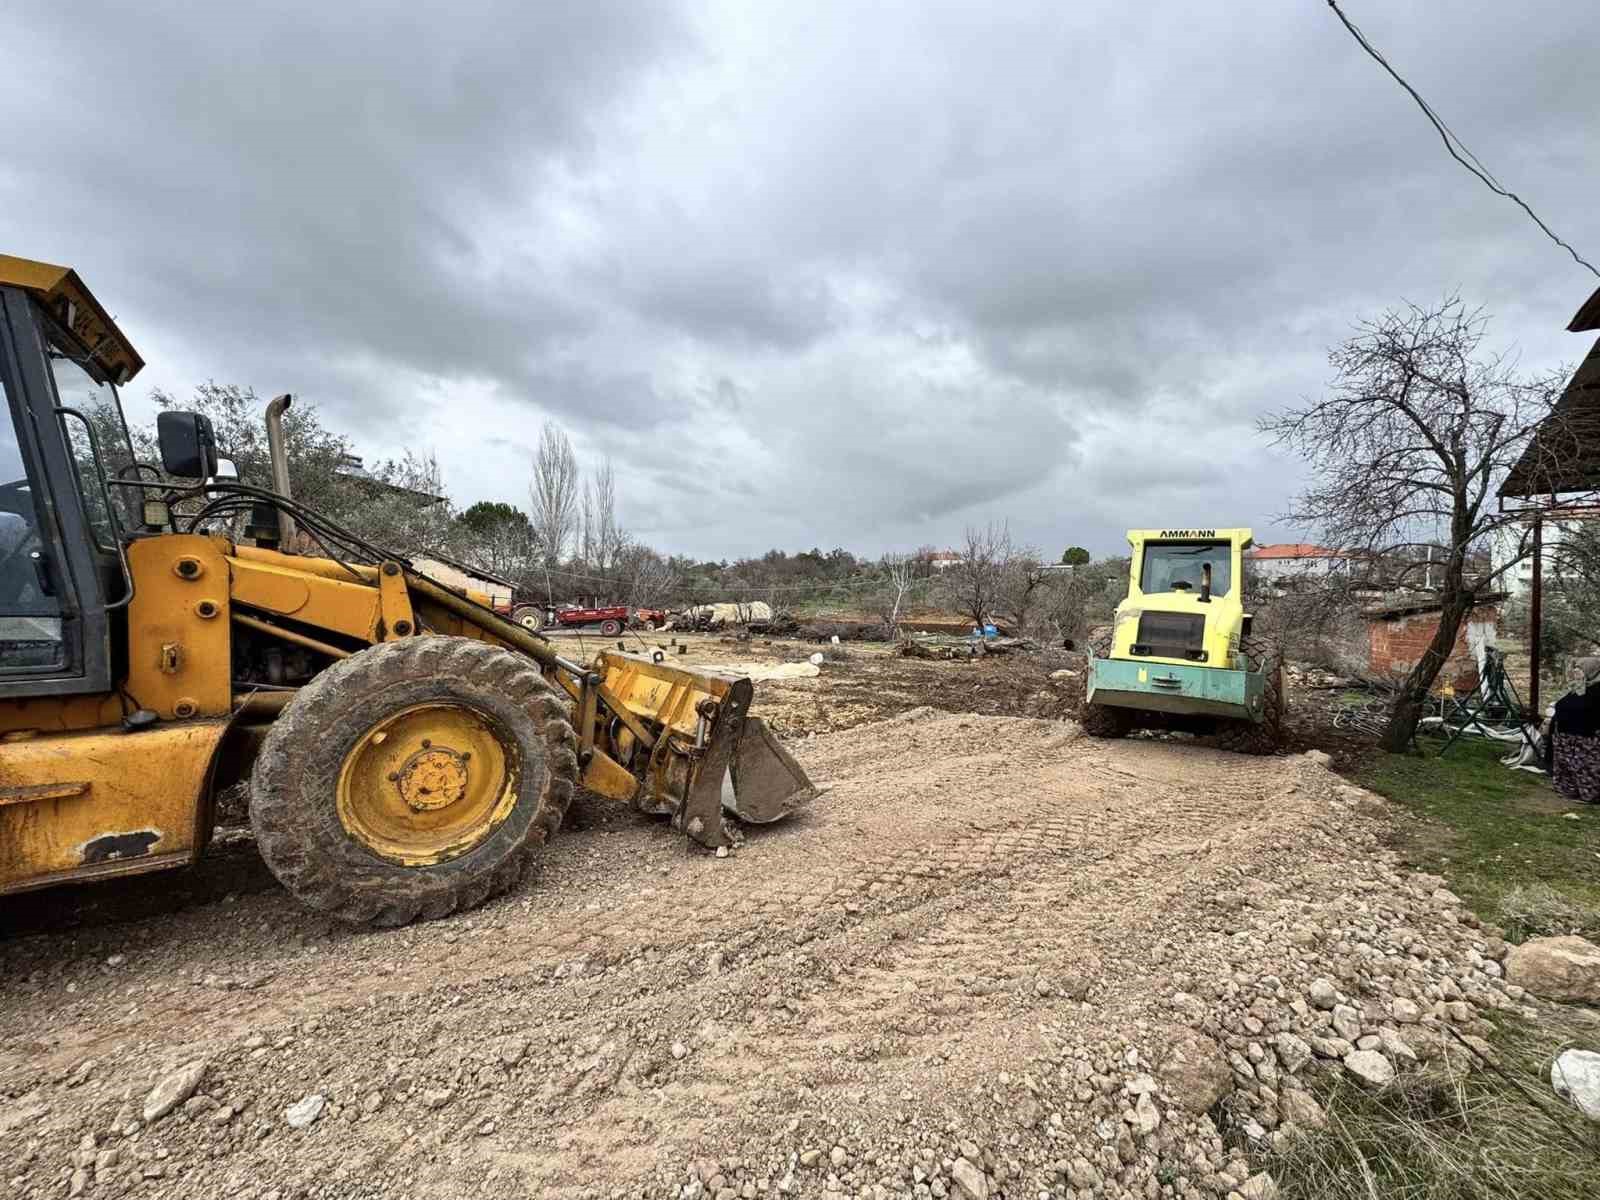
[672, 683, 817, 849]
[585, 652, 817, 850]
[726, 716, 818, 824]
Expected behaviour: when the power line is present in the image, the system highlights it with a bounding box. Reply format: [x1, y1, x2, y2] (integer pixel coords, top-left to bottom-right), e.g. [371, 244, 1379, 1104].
[1326, 0, 1599, 279]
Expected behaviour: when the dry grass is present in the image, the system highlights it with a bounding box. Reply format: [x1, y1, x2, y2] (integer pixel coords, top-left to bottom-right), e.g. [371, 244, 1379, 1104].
[1266, 1014, 1600, 1200]
[1495, 882, 1590, 943]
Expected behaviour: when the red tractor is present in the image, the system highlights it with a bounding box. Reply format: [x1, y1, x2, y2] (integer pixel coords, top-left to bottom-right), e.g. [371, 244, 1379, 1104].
[509, 603, 664, 637]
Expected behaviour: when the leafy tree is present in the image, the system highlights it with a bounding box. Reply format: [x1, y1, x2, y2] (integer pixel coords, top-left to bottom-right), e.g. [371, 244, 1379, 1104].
[1060, 546, 1090, 567]
[459, 501, 530, 537]
[150, 384, 351, 517]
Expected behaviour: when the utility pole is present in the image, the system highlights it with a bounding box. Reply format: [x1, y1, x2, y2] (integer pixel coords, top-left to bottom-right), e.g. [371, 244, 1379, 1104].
[1529, 511, 1543, 717]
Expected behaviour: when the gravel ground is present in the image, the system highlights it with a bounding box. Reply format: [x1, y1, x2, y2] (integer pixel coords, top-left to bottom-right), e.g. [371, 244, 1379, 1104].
[0, 681, 1530, 1199]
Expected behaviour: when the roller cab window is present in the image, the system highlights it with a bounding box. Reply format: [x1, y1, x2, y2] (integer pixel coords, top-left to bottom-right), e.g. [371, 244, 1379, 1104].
[1140, 540, 1232, 598]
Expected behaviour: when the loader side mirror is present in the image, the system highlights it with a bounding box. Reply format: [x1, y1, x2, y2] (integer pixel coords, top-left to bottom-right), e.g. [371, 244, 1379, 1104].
[156, 411, 219, 479]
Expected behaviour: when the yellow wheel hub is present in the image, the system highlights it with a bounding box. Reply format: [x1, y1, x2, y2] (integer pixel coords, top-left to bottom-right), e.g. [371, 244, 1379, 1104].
[336, 703, 520, 865]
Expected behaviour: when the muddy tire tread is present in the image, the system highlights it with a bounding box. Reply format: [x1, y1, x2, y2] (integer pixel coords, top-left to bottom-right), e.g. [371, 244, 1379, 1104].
[1081, 629, 1136, 738]
[1214, 635, 1284, 756]
[249, 637, 578, 927]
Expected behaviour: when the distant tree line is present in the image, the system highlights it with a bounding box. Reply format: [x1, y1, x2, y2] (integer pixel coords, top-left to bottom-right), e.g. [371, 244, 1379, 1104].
[115, 385, 1137, 636]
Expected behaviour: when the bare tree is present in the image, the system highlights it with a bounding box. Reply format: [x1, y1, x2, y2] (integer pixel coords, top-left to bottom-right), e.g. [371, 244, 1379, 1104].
[995, 553, 1048, 633]
[1261, 297, 1584, 751]
[617, 539, 678, 608]
[948, 522, 1015, 631]
[528, 421, 580, 602]
[580, 457, 626, 590]
[879, 553, 916, 633]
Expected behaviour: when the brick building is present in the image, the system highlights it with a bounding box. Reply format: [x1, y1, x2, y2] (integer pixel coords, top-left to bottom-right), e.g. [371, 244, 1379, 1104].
[1365, 596, 1502, 692]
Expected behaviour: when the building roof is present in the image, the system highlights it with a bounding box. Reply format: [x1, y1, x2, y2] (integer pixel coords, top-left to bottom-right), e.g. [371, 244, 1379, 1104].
[1569, 284, 1600, 334]
[1500, 291, 1600, 498]
[413, 550, 517, 591]
[336, 453, 446, 506]
[1364, 590, 1507, 621]
[1246, 543, 1342, 560]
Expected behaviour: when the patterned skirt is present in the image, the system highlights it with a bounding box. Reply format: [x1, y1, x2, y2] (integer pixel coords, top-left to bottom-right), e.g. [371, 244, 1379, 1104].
[1552, 730, 1600, 804]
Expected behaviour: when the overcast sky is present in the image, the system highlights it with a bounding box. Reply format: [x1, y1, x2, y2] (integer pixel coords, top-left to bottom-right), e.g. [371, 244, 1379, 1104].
[5, 1, 1597, 561]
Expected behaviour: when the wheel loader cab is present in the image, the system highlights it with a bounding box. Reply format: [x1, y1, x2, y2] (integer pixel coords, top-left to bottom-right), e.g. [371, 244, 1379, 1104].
[0, 256, 144, 699]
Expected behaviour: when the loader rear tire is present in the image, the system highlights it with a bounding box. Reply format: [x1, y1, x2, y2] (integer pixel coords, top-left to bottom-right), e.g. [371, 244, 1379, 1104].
[1214, 635, 1284, 756]
[1081, 627, 1135, 738]
[250, 637, 578, 926]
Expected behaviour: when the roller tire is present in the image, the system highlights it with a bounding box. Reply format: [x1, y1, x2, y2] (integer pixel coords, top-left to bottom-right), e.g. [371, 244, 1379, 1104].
[249, 636, 578, 926]
[1214, 635, 1284, 756]
[1081, 627, 1135, 739]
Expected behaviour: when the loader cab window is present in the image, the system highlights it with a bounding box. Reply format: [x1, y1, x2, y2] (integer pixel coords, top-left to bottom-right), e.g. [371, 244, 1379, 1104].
[46, 340, 137, 548]
[0, 378, 66, 669]
[1140, 540, 1233, 599]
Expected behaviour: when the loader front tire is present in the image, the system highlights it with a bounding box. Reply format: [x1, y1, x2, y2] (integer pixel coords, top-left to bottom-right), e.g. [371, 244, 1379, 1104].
[250, 637, 578, 926]
[1214, 636, 1284, 756]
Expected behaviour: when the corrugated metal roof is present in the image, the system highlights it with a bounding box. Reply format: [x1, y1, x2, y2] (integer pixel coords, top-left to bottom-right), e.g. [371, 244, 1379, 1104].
[1500, 333, 1600, 498]
[1569, 285, 1600, 333]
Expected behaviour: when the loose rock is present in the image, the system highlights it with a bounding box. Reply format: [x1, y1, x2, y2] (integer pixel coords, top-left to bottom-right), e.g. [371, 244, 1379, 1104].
[1278, 1087, 1327, 1130]
[1343, 1050, 1395, 1089]
[285, 1094, 325, 1129]
[1158, 1029, 1232, 1112]
[142, 1061, 207, 1123]
[950, 1156, 988, 1200]
[1505, 935, 1600, 1003]
[1550, 1049, 1600, 1122]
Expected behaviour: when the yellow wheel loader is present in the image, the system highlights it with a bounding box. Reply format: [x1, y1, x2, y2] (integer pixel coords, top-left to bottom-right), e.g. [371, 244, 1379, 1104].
[0, 256, 815, 925]
[1082, 528, 1284, 754]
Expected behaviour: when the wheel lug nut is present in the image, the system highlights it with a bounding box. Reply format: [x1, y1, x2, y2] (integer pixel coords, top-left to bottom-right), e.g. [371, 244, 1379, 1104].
[421, 739, 431, 748]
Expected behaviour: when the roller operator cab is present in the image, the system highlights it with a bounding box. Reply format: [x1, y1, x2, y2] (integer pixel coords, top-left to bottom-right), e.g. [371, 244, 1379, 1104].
[0, 255, 815, 922]
[1081, 528, 1284, 754]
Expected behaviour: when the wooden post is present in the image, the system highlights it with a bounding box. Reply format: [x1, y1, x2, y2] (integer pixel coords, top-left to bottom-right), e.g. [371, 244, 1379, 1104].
[1529, 511, 1543, 716]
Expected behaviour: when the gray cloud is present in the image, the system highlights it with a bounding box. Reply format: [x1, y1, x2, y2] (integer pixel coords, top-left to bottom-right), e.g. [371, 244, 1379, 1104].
[3, 0, 1596, 560]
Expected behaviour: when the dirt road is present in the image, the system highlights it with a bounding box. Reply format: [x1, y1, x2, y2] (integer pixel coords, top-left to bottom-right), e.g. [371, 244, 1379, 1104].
[0, 702, 1506, 1200]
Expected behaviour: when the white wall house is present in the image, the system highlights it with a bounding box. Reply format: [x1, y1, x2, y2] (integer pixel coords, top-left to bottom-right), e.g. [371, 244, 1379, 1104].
[1490, 508, 1600, 600]
[1244, 543, 1351, 583]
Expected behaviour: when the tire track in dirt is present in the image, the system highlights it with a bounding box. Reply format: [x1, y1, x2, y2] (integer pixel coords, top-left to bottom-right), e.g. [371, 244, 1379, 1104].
[0, 711, 1334, 1199]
